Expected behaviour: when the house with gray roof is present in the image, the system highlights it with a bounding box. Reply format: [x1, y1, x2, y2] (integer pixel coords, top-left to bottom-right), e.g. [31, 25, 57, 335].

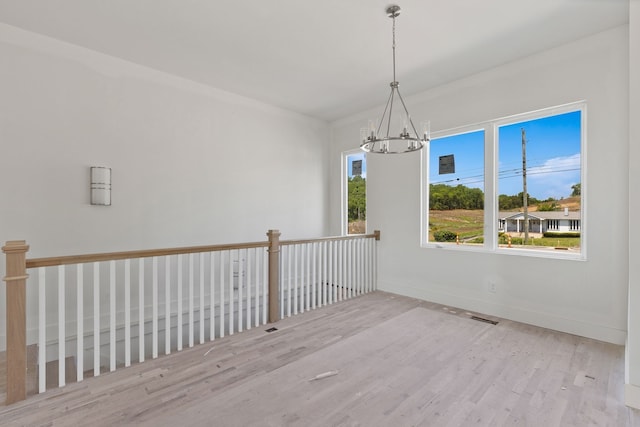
[498, 209, 580, 234]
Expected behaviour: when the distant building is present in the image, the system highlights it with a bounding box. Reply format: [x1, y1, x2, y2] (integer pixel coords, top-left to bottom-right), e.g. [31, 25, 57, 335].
[498, 209, 580, 234]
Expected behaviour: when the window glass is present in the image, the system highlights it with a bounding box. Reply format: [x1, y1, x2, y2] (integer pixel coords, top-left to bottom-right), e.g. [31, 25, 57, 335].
[428, 130, 485, 245]
[345, 152, 366, 234]
[497, 111, 582, 254]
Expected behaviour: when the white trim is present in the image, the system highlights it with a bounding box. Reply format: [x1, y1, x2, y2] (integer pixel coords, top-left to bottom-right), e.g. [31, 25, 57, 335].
[380, 280, 626, 345]
[625, 384, 640, 410]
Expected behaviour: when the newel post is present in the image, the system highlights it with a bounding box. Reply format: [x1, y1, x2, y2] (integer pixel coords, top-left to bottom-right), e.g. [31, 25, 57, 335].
[2, 240, 29, 405]
[266, 230, 281, 323]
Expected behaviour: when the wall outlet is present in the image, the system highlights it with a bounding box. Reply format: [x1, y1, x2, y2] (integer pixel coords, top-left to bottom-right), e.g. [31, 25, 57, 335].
[488, 282, 497, 293]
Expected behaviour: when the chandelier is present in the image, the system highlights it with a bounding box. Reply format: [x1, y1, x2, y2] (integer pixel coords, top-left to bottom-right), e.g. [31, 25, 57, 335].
[361, 5, 429, 154]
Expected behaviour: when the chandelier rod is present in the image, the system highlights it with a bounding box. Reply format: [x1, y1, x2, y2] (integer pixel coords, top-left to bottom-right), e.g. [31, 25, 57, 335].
[392, 11, 397, 84]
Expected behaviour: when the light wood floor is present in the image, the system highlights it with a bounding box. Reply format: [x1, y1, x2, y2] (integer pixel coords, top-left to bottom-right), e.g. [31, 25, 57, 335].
[1, 291, 638, 426]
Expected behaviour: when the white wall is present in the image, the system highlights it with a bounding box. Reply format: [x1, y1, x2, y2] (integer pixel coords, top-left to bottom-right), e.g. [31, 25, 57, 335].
[626, 0, 640, 409]
[331, 26, 629, 345]
[0, 24, 330, 349]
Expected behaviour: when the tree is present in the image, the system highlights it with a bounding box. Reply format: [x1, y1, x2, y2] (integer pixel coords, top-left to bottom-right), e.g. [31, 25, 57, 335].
[498, 192, 540, 210]
[429, 184, 484, 210]
[571, 183, 581, 196]
[348, 176, 366, 221]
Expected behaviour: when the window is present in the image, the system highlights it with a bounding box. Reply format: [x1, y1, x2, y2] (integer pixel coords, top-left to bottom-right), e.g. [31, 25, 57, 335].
[343, 150, 366, 235]
[425, 129, 485, 246]
[422, 102, 585, 258]
[497, 109, 582, 254]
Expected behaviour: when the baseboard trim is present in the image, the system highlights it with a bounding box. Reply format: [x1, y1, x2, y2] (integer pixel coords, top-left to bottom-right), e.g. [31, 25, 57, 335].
[379, 281, 627, 345]
[625, 384, 640, 409]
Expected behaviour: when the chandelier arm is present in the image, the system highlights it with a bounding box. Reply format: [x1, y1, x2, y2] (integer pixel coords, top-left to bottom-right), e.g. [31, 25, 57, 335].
[386, 89, 396, 138]
[395, 88, 422, 139]
[376, 89, 395, 137]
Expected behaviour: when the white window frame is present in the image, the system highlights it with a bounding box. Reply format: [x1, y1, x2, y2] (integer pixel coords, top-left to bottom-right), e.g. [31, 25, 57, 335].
[421, 101, 586, 260]
[421, 124, 492, 250]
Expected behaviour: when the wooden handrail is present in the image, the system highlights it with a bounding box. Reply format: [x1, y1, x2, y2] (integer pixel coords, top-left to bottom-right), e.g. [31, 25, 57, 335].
[25, 232, 381, 268]
[279, 232, 379, 246]
[26, 241, 270, 268]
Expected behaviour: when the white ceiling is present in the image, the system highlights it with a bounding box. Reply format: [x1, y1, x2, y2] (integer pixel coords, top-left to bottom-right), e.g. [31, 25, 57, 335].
[0, 0, 629, 121]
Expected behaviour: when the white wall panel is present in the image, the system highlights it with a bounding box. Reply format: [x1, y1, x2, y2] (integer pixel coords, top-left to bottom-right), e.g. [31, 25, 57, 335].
[331, 26, 630, 345]
[0, 24, 330, 350]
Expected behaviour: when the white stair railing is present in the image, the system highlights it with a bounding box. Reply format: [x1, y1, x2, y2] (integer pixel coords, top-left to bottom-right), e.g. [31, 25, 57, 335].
[2, 230, 380, 404]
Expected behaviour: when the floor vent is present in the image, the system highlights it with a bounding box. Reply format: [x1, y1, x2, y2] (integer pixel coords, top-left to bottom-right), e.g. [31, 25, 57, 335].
[470, 316, 499, 325]
[265, 327, 278, 333]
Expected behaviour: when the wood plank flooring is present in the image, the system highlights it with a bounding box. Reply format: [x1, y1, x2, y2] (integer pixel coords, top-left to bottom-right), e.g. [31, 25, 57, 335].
[0, 291, 638, 426]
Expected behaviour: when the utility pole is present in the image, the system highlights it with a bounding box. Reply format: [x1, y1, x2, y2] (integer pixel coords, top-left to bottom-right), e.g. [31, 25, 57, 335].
[522, 128, 529, 245]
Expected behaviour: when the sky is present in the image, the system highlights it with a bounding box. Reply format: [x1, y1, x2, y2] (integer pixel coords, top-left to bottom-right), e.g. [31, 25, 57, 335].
[429, 110, 581, 200]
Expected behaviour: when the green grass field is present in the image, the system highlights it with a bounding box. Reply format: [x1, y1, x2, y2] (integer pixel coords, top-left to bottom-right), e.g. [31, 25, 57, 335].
[429, 209, 580, 248]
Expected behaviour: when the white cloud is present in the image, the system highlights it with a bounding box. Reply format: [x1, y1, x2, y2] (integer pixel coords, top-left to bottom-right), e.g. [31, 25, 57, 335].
[527, 153, 580, 199]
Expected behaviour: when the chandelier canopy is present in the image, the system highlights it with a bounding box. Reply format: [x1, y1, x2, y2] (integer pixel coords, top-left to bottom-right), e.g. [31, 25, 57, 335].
[360, 5, 429, 154]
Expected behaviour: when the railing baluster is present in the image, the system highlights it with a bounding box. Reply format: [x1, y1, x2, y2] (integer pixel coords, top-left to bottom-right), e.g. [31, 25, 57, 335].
[300, 244, 304, 311]
[368, 238, 372, 291]
[262, 247, 267, 325]
[199, 252, 205, 344]
[329, 242, 336, 304]
[357, 239, 368, 294]
[321, 241, 326, 307]
[374, 233, 378, 290]
[342, 240, 355, 299]
[280, 246, 285, 320]
[93, 262, 100, 377]
[354, 240, 359, 297]
[294, 244, 299, 315]
[356, 239, 361, 295]
[189, 253, 194, 347]
[306, 243, 311, 311]
[228, 250, 234, 335]
[152, 257, 158, 359]
[349, 240, 354, 298]
[109, 261, 116, 372]
[38, 267, 46, 393]
[365, 238, 370, 293]
[311, 243, 316, 310]
[287, 246, 292, 317]
[302, 245, 307, 311]
[138, 258, 145, 363]
[58, 265, 65, 387]
[358, 239, 362, 295]
[124, 259, 131, 367]
[219, 251, 225, 338]
[77, 264, 84, 380]
[210, 252, 215, 341]
[342, 241, 346, 301]
[238, 250, 243, 333]
[246, 248, 252, 330]
[165, 256, 171, 355]
[254, 248, 260, 328]
[177, 255, 183, 351]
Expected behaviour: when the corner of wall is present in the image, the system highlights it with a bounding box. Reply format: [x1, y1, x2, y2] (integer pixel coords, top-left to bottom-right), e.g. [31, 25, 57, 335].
[625, 383, 640, 410]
